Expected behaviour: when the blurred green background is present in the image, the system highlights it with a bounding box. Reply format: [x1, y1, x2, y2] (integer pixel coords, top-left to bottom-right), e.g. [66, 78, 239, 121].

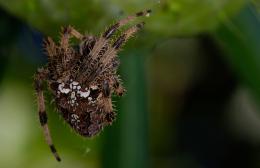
[0, 0, 260, 168]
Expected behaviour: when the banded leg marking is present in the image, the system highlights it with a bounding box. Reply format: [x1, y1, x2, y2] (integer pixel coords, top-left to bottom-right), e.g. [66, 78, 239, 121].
[103, 9, 151, 39]
[100, 22, 145, 68]
[89, 9, 151, 62]
[35, 69, 61, 162]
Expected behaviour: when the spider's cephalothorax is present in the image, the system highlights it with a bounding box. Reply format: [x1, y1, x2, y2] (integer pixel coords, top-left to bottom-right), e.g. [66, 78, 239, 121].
[34, 9, 151, 161]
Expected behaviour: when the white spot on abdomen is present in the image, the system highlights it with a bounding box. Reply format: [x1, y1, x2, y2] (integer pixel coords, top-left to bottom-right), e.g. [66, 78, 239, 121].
[57, 80, 96, 107]
[58, 83, 71, 94]
[79, 90, 90, 98]
[61, 88, 70, 94]
[72, 81, 79, 85]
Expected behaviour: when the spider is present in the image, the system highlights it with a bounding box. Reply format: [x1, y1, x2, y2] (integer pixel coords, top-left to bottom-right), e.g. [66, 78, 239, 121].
[34, 9, 151, 161]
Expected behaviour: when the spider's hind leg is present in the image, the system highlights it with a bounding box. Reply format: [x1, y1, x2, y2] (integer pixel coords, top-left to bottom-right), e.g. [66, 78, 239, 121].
[34, 68, 61, 162]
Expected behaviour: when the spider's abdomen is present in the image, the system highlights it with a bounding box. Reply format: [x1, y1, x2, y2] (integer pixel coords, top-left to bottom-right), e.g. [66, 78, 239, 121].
[50, 80, 115, 137]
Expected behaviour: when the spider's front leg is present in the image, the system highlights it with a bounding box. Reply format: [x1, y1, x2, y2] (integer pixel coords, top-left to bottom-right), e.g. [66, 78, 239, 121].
[103, 9, 151, 39]
[34, 68, 61, 162]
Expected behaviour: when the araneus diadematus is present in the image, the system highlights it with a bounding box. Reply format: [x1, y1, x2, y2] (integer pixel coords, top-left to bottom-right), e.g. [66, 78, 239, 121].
[34, 9, 151, 161]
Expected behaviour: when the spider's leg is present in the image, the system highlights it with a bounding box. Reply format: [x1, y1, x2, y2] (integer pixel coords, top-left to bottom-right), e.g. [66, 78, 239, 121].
[111, 76, 125, 96]
[100, 22, 145, 66]
[99, 80, 114, 125]
[34, 68, 61, 162]
[103, 9, 151, 39]
[59, 26, 86, 71]
[60, 25, 84, 47]
[43, 37, 64, 77]
[88, 22, 145, 83]
[43, 37, 58, 59]
[87, 9, 151, 61]
[78, 10, 150, 82]
[113, 22, 144, 49]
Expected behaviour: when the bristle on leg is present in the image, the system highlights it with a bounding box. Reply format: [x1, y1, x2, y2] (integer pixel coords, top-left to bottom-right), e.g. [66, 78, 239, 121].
[35, 69, 61, 162]
[112, 22, 145, 49]
[103, 9, 151, 39]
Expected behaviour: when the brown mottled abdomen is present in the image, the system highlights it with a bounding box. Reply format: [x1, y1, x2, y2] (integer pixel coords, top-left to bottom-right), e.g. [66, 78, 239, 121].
[52, 80, 115, 137]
